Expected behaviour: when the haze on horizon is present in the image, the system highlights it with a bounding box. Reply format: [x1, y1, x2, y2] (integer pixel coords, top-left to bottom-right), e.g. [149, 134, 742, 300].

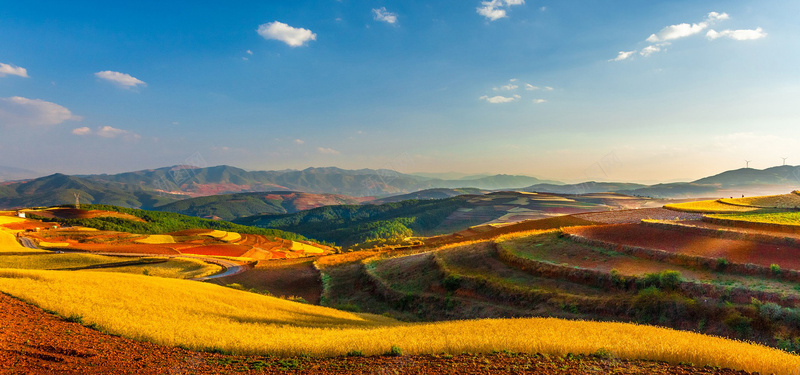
[1, 1, 798, 184]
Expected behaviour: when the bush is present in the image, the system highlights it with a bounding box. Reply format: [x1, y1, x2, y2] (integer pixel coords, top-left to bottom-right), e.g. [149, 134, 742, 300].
[386, 345, 403, 357]
[442, 275, 462, 292]
[716, 258, 729, 271]
[771, 264, 781, 275]
[346, 350, 365, 357]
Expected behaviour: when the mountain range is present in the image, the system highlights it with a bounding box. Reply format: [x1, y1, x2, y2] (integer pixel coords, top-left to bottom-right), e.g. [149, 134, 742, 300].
[0, 164, 798, 211]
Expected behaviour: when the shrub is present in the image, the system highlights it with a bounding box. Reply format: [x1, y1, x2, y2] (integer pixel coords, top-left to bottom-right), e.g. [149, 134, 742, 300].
[771, 264, 781, 275]
[442, 275, 462, 292]
[759, 302, 783, 321]
[346, 350, 365, 357]
[716, 258, 729, 271]
[386, 345, 403, 356]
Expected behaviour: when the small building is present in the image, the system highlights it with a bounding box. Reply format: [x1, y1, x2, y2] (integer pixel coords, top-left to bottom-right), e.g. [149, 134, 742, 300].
[16, 212, 25, 218]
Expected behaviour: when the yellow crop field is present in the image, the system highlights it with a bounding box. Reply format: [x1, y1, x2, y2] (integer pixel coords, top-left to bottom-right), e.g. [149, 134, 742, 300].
[37, 241, 70, 248]
[0, 269, 797, 374]
[220, 232, 241, 242]
[291, 241, 325, 254]
[719, 193, 800, 209]
[663, 200, 760, 213]
[135, 235, 176, 244]
[204, 230, 228, 239]
[85, 257, 222, 279]
[0, 254, 130, 270]
[0, 216, 26, 225]
[0, 229, 46, 253]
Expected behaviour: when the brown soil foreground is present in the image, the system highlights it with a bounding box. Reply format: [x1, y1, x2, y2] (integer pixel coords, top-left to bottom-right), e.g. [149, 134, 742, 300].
[0, 292, 751, 374]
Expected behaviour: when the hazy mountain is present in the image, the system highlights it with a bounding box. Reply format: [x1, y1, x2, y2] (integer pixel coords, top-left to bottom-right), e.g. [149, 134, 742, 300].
[155, 191, 370, 221]
[524, 182, 648, 195]
[367, 188, 487, 204]
[0, 166, 41, 182]
[692, 166, 800, 187]
[87, 165, 558, 197]
[522, 166, 800, 199]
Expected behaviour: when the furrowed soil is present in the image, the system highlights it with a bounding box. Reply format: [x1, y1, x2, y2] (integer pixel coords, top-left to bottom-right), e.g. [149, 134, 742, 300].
[567, 223, 800, 270]
[0, 292, 753, 374]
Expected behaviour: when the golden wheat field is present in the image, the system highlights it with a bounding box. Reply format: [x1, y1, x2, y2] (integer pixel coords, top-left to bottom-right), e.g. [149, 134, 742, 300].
[0, 269, 798, 374]
[719, 193, 800, 209]
[135, 234, 176, 244]
[663, 200, 761, 213]
[0, 228, 47, 253]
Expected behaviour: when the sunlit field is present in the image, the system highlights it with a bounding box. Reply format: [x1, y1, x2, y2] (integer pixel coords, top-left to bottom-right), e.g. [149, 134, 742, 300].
[0, 269, 798, 374]
[664, 200, 762, 213]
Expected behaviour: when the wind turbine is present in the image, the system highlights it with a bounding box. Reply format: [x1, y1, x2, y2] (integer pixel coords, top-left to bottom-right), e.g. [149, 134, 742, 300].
[74, 192, 81, 209]
[782, 157, 788, 166]
[745, 160, 751, 168]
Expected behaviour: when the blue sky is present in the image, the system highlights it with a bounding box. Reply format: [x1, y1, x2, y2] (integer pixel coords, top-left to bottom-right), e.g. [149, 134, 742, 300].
[1, 0, 798, 183]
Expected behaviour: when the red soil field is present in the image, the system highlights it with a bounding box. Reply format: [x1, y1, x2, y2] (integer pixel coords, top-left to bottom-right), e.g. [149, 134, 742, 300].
[573, 208, 703, 224]
[1, 221, 59, 231]
[179, 244, 253, 257]
[66, 243, 180, 255]
[567, 224, 800, 271]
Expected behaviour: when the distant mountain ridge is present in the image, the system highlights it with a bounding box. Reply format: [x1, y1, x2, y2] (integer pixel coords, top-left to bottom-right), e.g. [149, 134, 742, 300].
[524, 166, 800, 198]
[86, 165, 555, 197]
[1, 164, 798, 210]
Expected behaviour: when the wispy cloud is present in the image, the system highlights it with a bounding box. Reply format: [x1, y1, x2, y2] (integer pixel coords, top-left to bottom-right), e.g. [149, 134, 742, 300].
[317, 147, 340, 154]
[610, 51, 635, 62]
[532, 99, 547, 104]
[71, 127, 91, 135]
[0, 63, 28, 78]
[257, 21, 317, 47]
[477, 0, 525, 21]
[294, 139, 305, 145]
[646, 12, 728, 43]
[612, 12, 763, 62]
[0, 96, 81, 127]
[95, 71, 146, 88]
[479, 94, 520, 103]
[707, 27, 766, 41]
[73, 125, 140, 140]
[373, 7, 398, 24]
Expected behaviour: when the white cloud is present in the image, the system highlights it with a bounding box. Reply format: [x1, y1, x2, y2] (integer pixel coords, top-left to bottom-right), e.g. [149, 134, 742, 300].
[639, 45, 661, 57]
[499, 83, 518, 91]
[646, 12, 728, 43]
[479, 94, 520, 103]
[543, 86, 554, 91]
[71, 127, 91, 135]
[707, 27, 766, 41]
[477, 0, 525, 21]
[0, 96, 81, 127]
[612, 11, 764, 62]
[95, 71, 146, 88]
[96, 125, 140, 140]
[294, 139, 305, 145]
[0, 63, 28, 78]
[610, 51, 635, 61]
[373, 7, 398, 24]
[257, 21, 317, 47]
[246, 50, 253, 55]
[532, 99, 547, 104]
[317, 147, 340, 154]
[525, 83, 539, 90]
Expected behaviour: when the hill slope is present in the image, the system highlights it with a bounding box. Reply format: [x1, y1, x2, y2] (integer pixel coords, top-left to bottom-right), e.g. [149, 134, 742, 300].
[0, 174, 180, 210]
[155, 191, 371, 221]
